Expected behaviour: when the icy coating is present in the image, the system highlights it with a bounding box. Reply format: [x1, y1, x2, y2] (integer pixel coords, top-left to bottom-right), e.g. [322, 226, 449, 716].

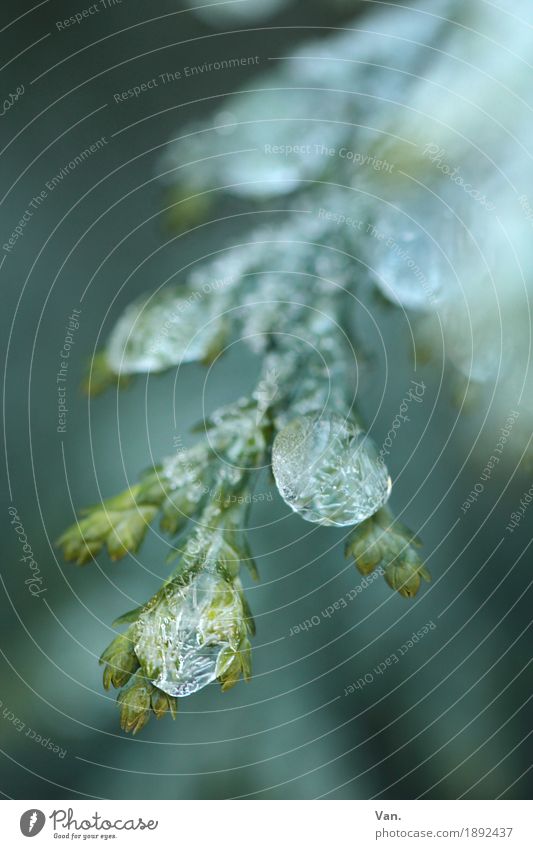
[366, 202, 454, 312]
[272, 413, 392, 526]
[106, 287, 229, 374]
[134, 570, 244, 697]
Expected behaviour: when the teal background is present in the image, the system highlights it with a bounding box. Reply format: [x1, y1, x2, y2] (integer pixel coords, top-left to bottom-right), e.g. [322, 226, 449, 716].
[1, 0, 532, 800]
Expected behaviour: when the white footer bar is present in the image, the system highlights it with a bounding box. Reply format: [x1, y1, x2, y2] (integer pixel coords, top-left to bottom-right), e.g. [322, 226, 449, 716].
[1, 800, 530, 848]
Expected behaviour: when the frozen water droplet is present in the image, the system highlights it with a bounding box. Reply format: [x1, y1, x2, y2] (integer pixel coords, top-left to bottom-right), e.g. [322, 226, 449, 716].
[107, 288, 226, 374]
[440, 281, 505, 383]
[135, 570, 242, 697]
[368, 216, 449, 312]
[272, 413, 391, 526]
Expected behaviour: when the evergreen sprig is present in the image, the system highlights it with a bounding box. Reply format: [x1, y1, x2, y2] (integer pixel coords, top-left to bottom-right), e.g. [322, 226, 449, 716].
[345, 507, 430, 598]
[59, 346, 429, 732]
[97, 481, 258, 732]
[55, 15, 446, 734]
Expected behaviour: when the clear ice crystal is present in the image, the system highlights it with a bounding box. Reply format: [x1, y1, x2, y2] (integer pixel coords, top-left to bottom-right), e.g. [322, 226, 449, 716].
[366, 200, 458, 312]
[159, 8, 449, 201]
[134, 570, 242, 697]
[106, 288, 227, 374]
[272, 413, 391, 526]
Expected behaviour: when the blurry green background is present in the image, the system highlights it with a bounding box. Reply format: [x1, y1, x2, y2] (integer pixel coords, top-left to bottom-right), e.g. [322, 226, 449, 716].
[1, 0, 532, 800]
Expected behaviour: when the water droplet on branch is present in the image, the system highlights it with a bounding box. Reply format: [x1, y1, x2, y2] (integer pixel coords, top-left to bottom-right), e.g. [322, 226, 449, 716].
[272, 412, 391, 526]
[134, 570, 244, 697]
